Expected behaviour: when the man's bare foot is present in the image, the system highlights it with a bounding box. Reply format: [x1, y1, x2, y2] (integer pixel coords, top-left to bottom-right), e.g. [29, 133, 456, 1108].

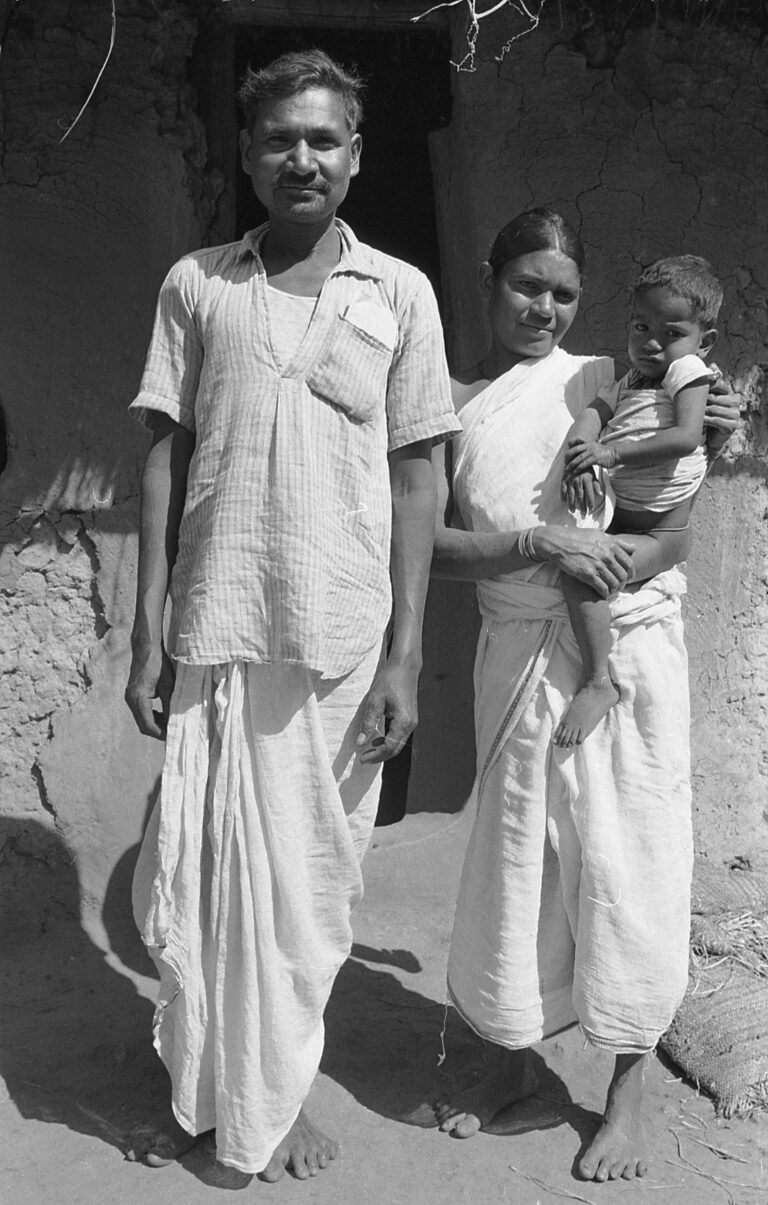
[124, 1112, 199, 1167]
[259, 1109, 339, 1182]
[435, 1046, 538, 1139]
[578, 1052, 648, 1181]
[553, 677, 619, 747]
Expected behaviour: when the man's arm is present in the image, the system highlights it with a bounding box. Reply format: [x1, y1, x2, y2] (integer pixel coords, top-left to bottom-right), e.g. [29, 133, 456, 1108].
[125, 412, 195, 739]
[357, 439, 435, 765]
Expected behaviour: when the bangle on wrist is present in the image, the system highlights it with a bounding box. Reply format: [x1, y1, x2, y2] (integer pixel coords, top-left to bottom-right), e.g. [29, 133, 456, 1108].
[517, 526, 545, 563]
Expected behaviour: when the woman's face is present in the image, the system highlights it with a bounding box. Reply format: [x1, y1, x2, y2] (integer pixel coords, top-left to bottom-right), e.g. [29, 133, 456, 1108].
[482, 249, 581, 368]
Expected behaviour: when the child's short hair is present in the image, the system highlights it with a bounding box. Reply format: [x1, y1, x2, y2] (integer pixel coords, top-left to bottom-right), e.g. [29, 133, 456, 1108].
[238, 50, 365, 135]
[634, 255, 723, 327]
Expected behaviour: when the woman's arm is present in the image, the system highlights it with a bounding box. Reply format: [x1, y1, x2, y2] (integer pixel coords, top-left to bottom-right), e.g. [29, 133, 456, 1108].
[431, 440, 635, 597]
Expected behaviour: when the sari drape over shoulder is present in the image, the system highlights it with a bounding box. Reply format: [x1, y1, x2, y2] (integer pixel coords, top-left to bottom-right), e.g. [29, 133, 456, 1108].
[448, 350, 694, 1053]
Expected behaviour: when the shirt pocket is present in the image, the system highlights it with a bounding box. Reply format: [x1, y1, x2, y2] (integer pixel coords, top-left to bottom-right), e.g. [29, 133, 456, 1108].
[306, 313, 395, 423]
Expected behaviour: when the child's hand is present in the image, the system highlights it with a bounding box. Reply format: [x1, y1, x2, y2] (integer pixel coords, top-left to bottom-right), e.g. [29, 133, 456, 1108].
[563, 437, 616, 476]
[561, 468, 604, 515]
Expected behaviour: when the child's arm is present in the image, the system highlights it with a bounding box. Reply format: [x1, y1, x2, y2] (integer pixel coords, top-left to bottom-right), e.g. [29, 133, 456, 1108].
[564, 379, 709, 477]
[561, 398, 614, 513]
[565, 397, 614, 447]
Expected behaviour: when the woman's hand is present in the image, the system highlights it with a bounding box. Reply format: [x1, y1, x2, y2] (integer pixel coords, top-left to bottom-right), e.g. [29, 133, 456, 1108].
[704, 377, 742, 432]
[704, 377, 743, 460]
[536, 527, 635, 598]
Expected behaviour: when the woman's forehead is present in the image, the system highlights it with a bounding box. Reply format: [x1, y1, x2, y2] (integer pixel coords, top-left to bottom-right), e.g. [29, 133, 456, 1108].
[500, 248, 581, 283]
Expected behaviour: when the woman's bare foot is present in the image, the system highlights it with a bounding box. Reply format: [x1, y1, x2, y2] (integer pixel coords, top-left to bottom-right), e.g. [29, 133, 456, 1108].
[578, 1053, 648, 1181]
[124, 1112, 199, 1167]
[553, 677, 619, 747]
[259, 1109, 340, 1182]
[435, 1046, 538, 1139]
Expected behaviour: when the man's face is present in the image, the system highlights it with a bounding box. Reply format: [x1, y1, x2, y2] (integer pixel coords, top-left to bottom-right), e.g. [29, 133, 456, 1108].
[239, 87, 361, 225]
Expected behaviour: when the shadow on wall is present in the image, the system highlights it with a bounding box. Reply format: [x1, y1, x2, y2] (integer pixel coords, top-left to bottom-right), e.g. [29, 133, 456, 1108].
[0, 816, 171, 1157]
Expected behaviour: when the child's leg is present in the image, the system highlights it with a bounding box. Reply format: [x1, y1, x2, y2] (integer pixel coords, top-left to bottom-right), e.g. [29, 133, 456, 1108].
[553, 575, 619, 748]
[609, 502, 692, 586]
[620, 527, 691, 584]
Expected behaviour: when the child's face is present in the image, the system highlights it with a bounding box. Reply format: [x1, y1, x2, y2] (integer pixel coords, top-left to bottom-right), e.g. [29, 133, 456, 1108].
[627, 287, 716, 379]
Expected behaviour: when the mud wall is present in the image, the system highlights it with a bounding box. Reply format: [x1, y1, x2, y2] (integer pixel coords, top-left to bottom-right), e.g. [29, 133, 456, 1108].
[414, 7, 768, 861]
[3, 3, 767, 946]
[0, 0, 219, 933]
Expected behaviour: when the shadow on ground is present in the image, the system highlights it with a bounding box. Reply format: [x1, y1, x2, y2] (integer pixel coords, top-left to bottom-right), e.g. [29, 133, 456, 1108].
[0, 818, 168, 1159]
[1, 820, 599, 1188]
[322, 944, 598, 1154]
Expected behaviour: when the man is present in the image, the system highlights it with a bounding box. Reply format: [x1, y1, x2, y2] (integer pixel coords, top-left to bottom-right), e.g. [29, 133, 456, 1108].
[124, 50, 459, 1180]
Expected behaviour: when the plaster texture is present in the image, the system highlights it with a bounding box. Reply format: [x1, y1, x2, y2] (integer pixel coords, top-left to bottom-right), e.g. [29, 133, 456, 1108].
[422, 7, 768, 861]
[0, 1, 766, 939]
[0, 0, 209, 918]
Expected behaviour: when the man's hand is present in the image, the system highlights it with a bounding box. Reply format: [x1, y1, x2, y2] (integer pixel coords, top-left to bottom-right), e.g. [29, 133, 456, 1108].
[356, 657, 419, 765]
[125, 643, 176, 740]
[563, 437, 616, 477]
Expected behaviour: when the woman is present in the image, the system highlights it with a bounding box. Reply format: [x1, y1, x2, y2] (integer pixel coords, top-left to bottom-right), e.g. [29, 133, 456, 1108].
[431, 209, 738, 1182]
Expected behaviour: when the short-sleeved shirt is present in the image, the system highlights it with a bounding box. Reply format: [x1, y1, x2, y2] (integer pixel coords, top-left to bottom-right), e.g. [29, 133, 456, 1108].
[130, 219, 460, 676]
[598, 354, 714, 512]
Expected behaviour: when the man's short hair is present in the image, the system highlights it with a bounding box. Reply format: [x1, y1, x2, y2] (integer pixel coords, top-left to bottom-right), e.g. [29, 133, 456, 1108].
[238, 49, 365, 134]
[634, 255, 723, 327]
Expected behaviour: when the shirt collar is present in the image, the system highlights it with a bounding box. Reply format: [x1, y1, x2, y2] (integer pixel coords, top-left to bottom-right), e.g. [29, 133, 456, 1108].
[235, 218, 383, 282]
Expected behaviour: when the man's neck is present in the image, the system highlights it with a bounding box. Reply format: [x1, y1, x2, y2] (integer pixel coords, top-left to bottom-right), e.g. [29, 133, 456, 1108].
[261, 216, 341, 280]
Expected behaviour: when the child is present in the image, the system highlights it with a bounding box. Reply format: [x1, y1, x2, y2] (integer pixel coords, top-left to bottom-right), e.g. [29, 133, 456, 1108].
[554, 254, 722, 747]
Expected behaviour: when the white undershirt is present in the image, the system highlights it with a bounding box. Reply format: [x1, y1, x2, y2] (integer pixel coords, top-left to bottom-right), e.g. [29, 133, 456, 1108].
[266, 285, 318, 371]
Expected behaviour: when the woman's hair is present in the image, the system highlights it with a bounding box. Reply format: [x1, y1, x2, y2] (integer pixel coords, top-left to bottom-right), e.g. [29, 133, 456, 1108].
[238, 49, 365, 135]
[488, 208, 585, 279]
[633, 255, 723, 328]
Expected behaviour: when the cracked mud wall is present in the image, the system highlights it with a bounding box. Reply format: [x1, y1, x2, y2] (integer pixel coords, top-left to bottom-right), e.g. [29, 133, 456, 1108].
[0, 0, 218, 929]
[3, 1, 767, 938]
[423, 10, 768, 861]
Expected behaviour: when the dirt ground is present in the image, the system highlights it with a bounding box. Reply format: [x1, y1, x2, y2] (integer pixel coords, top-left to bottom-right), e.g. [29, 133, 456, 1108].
[2, 807, 767, 1205]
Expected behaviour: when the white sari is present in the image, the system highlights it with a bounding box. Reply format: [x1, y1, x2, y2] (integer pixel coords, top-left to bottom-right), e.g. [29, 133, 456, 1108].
[448, 349, 693, 1053]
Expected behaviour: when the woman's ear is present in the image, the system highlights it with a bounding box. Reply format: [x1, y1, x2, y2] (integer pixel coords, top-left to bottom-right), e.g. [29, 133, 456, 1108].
[479, 261, 494, 295]
[699, 328, 718, 359]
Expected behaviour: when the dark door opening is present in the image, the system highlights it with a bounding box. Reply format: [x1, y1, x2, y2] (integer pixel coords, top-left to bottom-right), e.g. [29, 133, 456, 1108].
[234, 25, 451, 824]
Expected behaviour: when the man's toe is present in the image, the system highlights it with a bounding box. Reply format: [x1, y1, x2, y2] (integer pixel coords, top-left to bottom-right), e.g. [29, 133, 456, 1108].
[260, 1157, 286, 1183]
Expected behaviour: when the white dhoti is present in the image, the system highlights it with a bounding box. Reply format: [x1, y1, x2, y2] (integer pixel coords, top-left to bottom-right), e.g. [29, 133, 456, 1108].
[132, 645, 382, 1172]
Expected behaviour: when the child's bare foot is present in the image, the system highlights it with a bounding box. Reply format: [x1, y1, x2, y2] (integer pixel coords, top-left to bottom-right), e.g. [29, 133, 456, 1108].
[578, 1053, 648, 1181]
[553, 677, 619, 747]
[124, 1112, 199, 1166]
[435, 1047, 538, 1138]
[259, 1109, 339, 1182]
